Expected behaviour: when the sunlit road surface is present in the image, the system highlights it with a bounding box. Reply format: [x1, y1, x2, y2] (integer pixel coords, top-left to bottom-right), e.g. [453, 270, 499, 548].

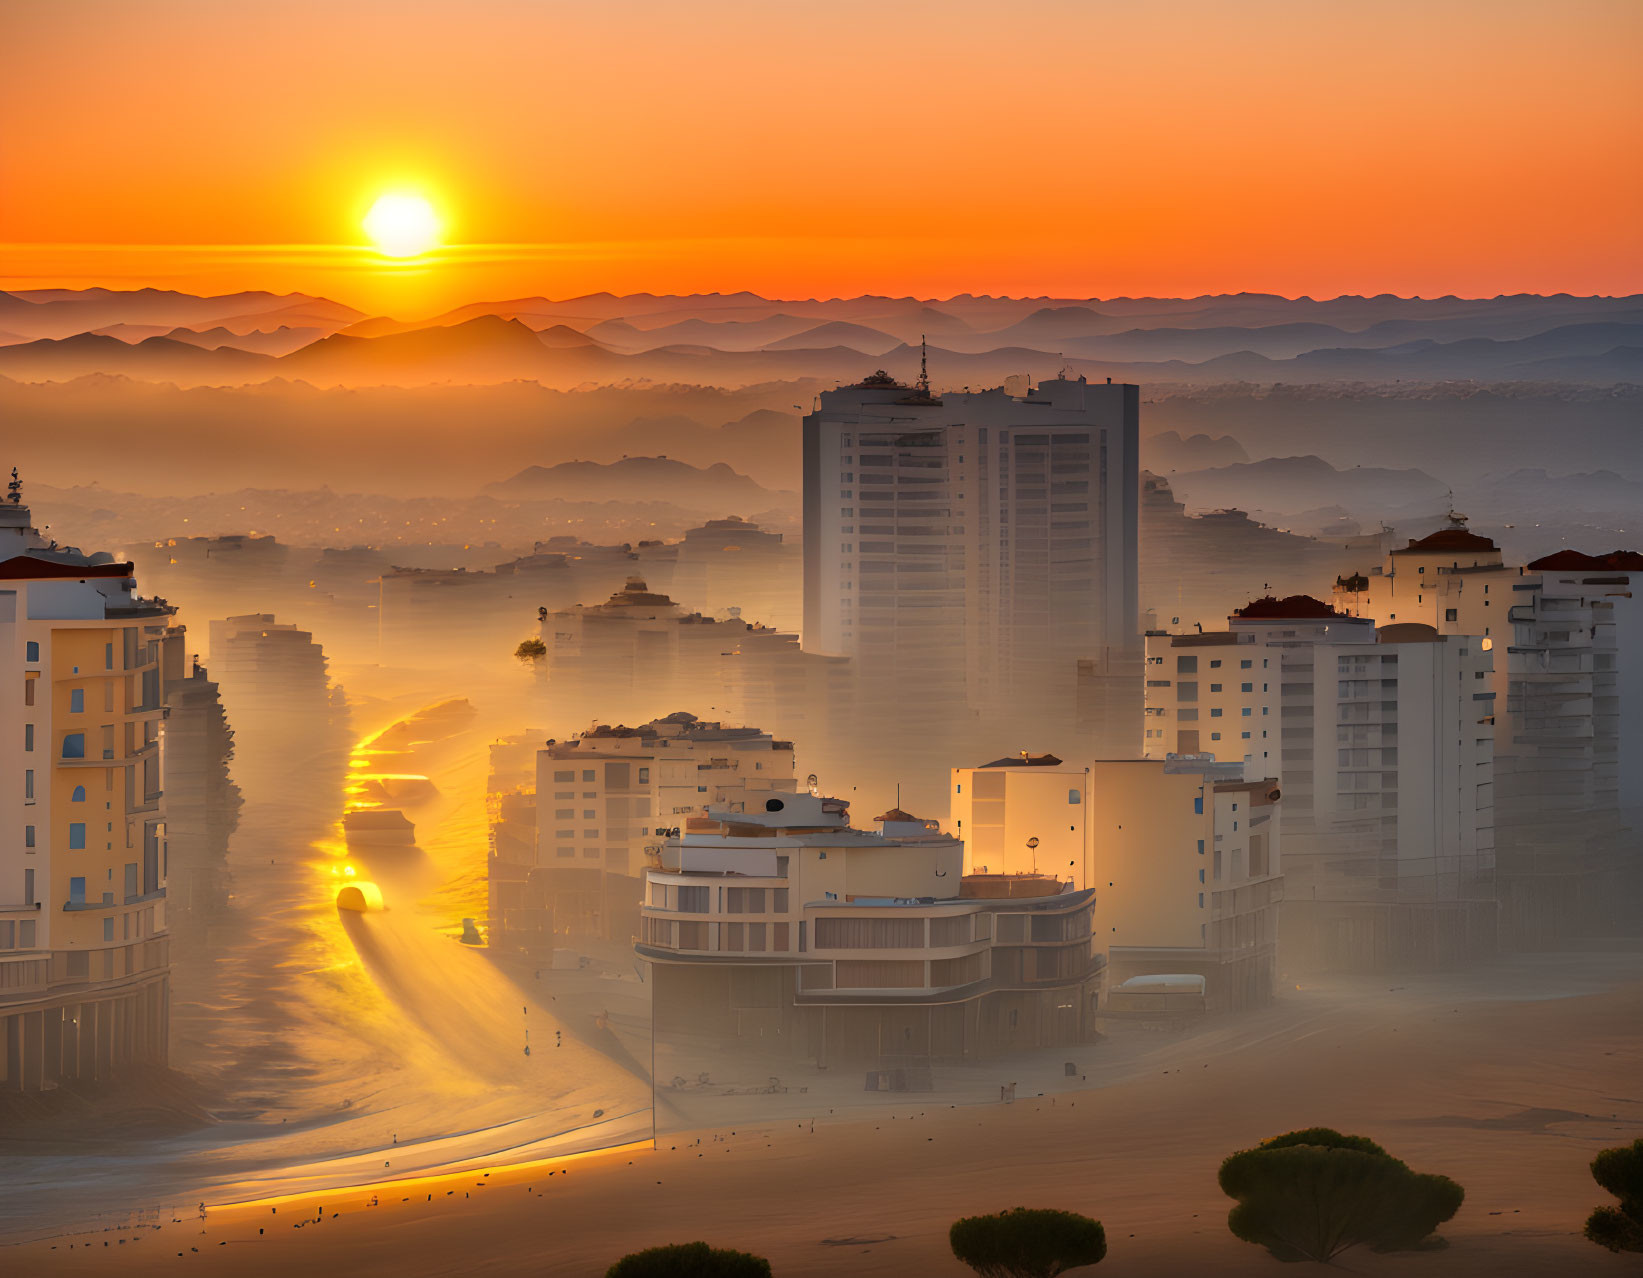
[0, 691, 653, 1242]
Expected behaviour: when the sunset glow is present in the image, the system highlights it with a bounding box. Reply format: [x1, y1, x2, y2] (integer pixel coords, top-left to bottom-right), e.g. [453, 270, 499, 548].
[2, 0, 1640, 311]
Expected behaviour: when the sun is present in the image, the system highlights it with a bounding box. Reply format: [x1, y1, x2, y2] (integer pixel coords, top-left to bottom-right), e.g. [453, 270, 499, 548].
[363, 193, 441, 258]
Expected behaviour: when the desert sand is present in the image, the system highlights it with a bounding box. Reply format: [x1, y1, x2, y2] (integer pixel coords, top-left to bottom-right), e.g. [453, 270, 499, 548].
[11, 957, 1641, 1278]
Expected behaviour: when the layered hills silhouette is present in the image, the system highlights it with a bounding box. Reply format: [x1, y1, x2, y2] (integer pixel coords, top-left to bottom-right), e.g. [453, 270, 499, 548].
[0, 288, 1638, 388]
[486, 456, 781, 507]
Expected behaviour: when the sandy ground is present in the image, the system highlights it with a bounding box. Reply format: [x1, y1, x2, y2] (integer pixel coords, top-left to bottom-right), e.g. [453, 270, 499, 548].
[12, 958, 1642, 1278]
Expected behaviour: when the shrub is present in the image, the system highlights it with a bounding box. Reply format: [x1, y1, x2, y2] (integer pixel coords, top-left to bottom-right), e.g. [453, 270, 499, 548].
[514, 637, 547, 663]
[1218, 1128, 1463, 1262]
[605, 1241, 772, 1278]
[1585, 1137, 1643, 1253]
[949, 1206, 1107, 1278]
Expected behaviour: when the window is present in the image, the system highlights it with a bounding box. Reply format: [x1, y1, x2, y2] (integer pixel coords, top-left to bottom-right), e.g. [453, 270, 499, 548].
[1067, 788, 1081, 804]
[582, 770, 595, 782]
[104, 918, 114, 942]
[71, 785, 85, 802]
[1241, 707, 1252, 717]
[23, 769, 32, 800]
[25, 641, 39, 662]
[24, 825, 34, 848]
[62, 733, 85, 760]
[69, 877, 86, 906]
[1176, 655, 1197, 673]
[70, 688, 84, 713]
[676, 886, 709, 912]
[815, 917, 924, 948]
[1209, 659, 1222, 668]
[555, 809, 573, 819]
[1209, 683, 1222, 693]
[1210, 708, 1223, 718]
[638, 767, 649, 784]
[69, 822, 87, 849]
[1197, 840, 1205, 854]
[1445, 608, 1458, 623]
[1193, 797, 1204, 815]
[554, 770, 574, 782]
[1240, 659, 1252, 669]
[23, 723, 33, 751]
[104, 642, 114, 669]
[1241, 682, 1253, 693]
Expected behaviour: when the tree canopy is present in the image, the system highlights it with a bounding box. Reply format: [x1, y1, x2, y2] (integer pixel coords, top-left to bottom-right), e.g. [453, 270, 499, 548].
[605, 1241, 772, 1278]
[1218, 1128, 1463, 1263]
[949, 1206, 1107, 1278]
[1585, 1137, 1643, 1253]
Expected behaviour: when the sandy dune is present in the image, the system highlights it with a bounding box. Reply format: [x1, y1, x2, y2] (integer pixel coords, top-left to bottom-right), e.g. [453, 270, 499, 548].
[13, 961, 1641, 1277]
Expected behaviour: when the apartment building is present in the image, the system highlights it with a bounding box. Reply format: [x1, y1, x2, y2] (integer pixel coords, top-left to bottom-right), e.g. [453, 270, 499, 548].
[1333, 521, 1642, 946]
[637, 794, 1102, 1065]
[534, 577, 847, 750]
[669, 516, 801, 633]
[1145, 595, 1496, 969]
[207, 614, 345, 800]
[489, 714, 796, 945]
[1, 486, 174, 1090]
[803, 373, 1138, 743]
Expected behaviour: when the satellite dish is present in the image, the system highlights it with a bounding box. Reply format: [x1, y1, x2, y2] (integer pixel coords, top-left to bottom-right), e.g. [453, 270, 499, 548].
[1026, 837, 1040, 849]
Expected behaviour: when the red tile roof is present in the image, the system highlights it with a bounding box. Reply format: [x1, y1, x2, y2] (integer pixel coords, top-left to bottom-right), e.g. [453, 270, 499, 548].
[1527, 549, 1643, 572]
[1233, 594, 1343, 620]
[1526, 550, 1605, 570]
[1392, 527, 1498, 555]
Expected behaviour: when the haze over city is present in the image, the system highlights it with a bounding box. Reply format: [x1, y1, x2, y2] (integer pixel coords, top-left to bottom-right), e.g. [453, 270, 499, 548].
[2, 2, 1641, 1277]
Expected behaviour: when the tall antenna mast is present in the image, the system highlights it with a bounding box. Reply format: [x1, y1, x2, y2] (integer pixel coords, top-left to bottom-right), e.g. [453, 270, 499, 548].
[7, 468, 20, 505]
[917, 335, 929, 394]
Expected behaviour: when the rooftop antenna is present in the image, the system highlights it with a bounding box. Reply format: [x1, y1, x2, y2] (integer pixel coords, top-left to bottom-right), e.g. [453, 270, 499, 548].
[917, 336, 929, 394]
[6, 467, 20, 505]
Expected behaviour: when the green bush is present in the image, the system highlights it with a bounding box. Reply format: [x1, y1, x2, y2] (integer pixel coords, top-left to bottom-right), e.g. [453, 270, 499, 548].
[949, 1206, 1107, 1278]
[1218, 1128, 1463, 1262]
[1585, 1137, 1643, 1253]
[514, 637, 547, 663]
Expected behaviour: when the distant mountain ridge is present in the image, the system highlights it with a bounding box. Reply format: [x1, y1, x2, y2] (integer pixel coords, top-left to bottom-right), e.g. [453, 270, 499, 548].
[0, 287, 1638, 389]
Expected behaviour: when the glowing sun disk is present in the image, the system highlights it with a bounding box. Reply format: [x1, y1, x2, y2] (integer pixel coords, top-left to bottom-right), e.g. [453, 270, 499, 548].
[364, 193, 441, 258]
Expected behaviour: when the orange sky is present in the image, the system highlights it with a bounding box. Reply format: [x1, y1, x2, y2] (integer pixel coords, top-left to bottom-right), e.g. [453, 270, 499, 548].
[3, 0, 1640, 316]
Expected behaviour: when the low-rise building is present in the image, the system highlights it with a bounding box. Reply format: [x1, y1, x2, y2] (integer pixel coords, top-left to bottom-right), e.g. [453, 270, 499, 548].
[950, 753, 1091, 887]
[1085, 758, 1282, 1010]
[638, 794, 1102, 1065]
